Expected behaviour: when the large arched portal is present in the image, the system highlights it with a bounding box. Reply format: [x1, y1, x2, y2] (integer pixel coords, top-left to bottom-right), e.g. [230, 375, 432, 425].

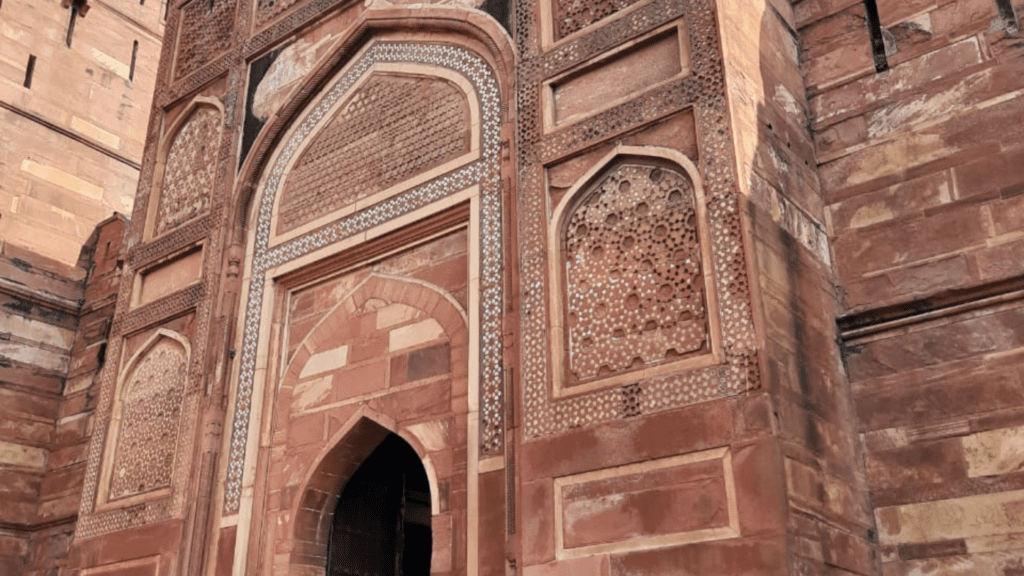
[328, 433, 432, 576]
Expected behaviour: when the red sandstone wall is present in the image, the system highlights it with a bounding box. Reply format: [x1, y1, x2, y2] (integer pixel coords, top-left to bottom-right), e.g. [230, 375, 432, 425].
[26, 217, 125, 576]
[0, 0, 161, 265]
[42, 1, 1024, 576]
[0, 216, 123, 576]
[719, 0, 876, 572]
[0, 246, 82, 576]
[799, 0, 1024, 573]
[257, 231, 472, 576]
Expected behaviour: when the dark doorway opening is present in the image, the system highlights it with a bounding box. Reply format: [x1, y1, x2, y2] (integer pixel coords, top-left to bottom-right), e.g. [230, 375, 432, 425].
[328, 433, 432, 576]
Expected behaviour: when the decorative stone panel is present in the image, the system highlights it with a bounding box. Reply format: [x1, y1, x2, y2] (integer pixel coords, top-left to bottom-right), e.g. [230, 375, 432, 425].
[78, 318, 202, 538]
[224, 41, 505, 515]
[561, 162, 707, 386]
[154, 106, 222, 237]
[266, 271, 469, 576]
[516, 0, 759, 438]
[253, 0, 306, 31]
[553, 447, 739, 557]
[550, 0, 647, 41]
[276, 73, 471, 235]
[108, 337, 188, 500]
[173, 0, 235, 80]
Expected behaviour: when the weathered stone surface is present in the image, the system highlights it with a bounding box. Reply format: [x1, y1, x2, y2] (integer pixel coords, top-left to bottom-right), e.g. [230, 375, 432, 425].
[962, 426, 1024, 478]
[0, 3, 160, 265]
[2, 0, 1022, 572]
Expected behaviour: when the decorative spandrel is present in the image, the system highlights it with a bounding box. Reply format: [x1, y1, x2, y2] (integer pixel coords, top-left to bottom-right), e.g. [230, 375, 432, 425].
[563, 163, 707, 385]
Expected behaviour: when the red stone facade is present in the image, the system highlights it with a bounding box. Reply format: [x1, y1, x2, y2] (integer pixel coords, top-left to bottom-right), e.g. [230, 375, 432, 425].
[2, 0, 1024, 575]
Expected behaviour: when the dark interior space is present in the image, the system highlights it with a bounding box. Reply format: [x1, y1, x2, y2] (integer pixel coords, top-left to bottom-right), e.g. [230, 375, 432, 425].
[328, 434, 432, 576]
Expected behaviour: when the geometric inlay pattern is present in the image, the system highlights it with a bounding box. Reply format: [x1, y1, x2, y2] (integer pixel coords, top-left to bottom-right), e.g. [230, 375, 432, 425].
[224, 43, 504, 514]
[278, 74, 470, 234]
[108, 339, 187, 500]
[254, 0, 302, 29]
[564, 163, 706, 384]
[174, 0, 235, 79]
[156, 107, 222, 236]
[516, 0, 759, 437]
[552, 0, 646, 40]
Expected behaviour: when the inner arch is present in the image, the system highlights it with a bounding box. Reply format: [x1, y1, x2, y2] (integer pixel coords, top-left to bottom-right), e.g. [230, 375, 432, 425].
[328, 433, 432, 576]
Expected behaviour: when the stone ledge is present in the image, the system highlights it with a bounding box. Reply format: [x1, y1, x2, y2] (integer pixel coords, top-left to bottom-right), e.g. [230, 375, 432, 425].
[839, 274, 1024, 342]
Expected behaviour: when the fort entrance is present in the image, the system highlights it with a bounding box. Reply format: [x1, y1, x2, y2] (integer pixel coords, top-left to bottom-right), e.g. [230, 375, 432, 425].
[328, 433, 431, 576]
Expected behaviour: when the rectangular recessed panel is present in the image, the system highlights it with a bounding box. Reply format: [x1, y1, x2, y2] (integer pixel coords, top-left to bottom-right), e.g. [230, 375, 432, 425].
[136, 249, 204, 307]
[548, 26, 688, 129]
[554, 447, 739, 558]
[81, 556, 159, 576]
[562, 460, 728, 548]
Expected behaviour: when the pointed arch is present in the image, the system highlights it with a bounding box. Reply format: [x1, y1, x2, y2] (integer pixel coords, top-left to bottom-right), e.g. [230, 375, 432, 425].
[222, 13, 514, 550]
[97, 329, 192, 507]
[115, 328, 193, 393]
[268, 62, 481, 242]
[283, 272, 468, 379]
[145, 96, 224, 240]
[289, 406, 442, 574]
[232, 7, 515, 237]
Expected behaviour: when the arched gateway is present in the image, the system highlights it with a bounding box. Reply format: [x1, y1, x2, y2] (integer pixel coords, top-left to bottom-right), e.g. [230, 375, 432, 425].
[328, 434, 431, 576]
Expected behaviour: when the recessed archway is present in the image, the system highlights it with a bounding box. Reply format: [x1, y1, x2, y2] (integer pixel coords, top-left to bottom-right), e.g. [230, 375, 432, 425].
[328, 433, 432, 576]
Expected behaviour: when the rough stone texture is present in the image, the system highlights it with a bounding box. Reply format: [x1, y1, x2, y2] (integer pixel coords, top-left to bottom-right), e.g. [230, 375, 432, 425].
[2, 0, 1023, 574]
[803, 0, 1024, 573]
[0, 216, 123, 576]
[718, 2, 875, 575]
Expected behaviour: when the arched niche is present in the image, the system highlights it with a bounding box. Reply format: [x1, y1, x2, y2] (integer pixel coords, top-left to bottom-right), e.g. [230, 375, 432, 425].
[290, 409, 444, 576]
[328, 433, 432, 576]
[96, 329, 191, 508]
[225, 22, 510, 518]
[248, 271, 461, 576]
[219, 14, 514, 575]
[145, 97, 224, 240]
[548, 146, 721, 396]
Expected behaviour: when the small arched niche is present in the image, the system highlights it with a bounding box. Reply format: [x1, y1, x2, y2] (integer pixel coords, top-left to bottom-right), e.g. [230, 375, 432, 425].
[146, 98, 224, 239]
[98, 329, 191, 507]
[328, 433, 432, 576]
[549, 148, 717, 393]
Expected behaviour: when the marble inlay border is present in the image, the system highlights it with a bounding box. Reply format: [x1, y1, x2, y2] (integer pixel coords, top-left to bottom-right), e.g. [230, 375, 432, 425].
[223, 42, 504, 514]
